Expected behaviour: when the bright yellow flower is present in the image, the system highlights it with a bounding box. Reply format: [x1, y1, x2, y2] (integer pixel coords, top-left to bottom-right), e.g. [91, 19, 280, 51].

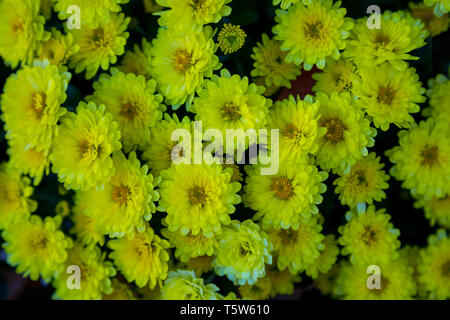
[0, 0, 49, 68]
[160, 270, 221, 300]
[213, 220, 273, 286]
[2, 215, 72, 282]
[150, 26, 221, 109]
[118, 38, 153, 80]
[305, 234, 339, 279]
[334, 152, 390, 208]
[37, 28, 79, 66]
[87, 68, 165, 152]
[68, 13, 130, 79]
[425, 70, 450, 119]
[218, 24, 247, 55]
[70, 202, 105, 246]
[53, 0, 129, 24]
[410, 2, 450, 36]
[312, 57, 358, 95]
[159, 163, 241, 238]
[108, 226, 170, 289]
[338, 206, 401, 266]
[50, 101, 122, 191]
[273, 0, 353, 70]
[52, 243, 116, 300]
[344, 10, 428, 70]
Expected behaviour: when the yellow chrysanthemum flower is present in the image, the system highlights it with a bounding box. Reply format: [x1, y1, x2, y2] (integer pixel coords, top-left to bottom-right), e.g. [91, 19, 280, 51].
[213, 220, 273, 286]
[141, 113, 198, 177]
[304, 234, 339, 279]
[150, 26, 221, 109]
[354, 63, 426, 131]
[159, 163, 241, 238]
[414, 194, 450, 228]
[118, 38, 152, 80]
[50, 101, 122, 191]
[334, 259, 416, 300]
[53, 0, 129, 25]
[410, 2, 450, 37]
[75, 151, 159, 238]
[191, 69, 271, 151]
[87, 68, 165, 152]
[267, 217, 324, 274]
[424, 0, 450, 16]
[426, 70, 450, 119]
[251, 34, 301, 89]
[108, 226, 170, 289]
[68, 13, 130, 79]
[37, 28, 79, 66]
[2, 215, 72, 282]
[334, 152, 390, 208]
[0, 0, 49, 68]
[387, 118, 450, 199]
[312, 57, 358, 95]
[244, 158, 327, 230]
[155, 0, 232, 33]
[160, 270, 221, 300]
[238, 276, 272, 300]
[272, 0, 353, 70]
[315, 92, 376, 174]
[338, 206, 401, 266]
[52, 243, 116, 300]
[344, 10, 428, 70]
[103, 278, 137, 300]
[70, 202, 105, 246]
[162, 228, 217, 262]
[6, 137, 50, 186]
[0, 163, 37, 230]
[418, 230, 450, 299]
[182, 255, 214, 277]
[267, 268, 301, 297]
[1, 60, 71, 152]
[218, 24, 247, 55]
[266, 95, 324, 161]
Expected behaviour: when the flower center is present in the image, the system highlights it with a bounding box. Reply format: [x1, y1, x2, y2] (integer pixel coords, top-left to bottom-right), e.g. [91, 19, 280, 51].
[320, 118, 347, 144]
[304, 21, 324, 40]
[191, 0, 208, 12]
[173, 49, 195, 74]
[441, 260, 450, 278]
[31, 234, 48, 250]
[32, 92, 47, 118]
[377, 86, 396, 105]
[361, 225, 377, 246]
[112, 185, 131, 205]
[188, 185, 209, 206]
[239, 241, 253, 256]
[79, 140, 101, 160]
[283, 123, 305, 142]
[354, 170, 368, 186]
[221, 102, 241, 122]
[121, 100, 141, 120]
[375, 33, 391, 48]
[280, 229, 297, 245]
[12, 19, 24, 34]
[421, 145, 439, 166]
[92, 28, 111, 49]
[373, 276, 390, 295]
[271, 177, 294, 200]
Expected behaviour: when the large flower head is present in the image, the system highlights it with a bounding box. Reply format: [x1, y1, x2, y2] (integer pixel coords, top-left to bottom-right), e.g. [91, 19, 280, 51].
[386, 118, 450, 199]
[244, 157, 327, 230]
[108, 226, 170, 289]
[2, 215, 72, 282]
[272, 0, 354, 70]
[251, 33, 301, 89]
[191, 69, 272, 151]
[0, 163, 37, 230]
[87, 68, 165, 152]
[156, 0, 232, 33]
[335, 258, 416, 300]
[118, 38, 153, 80]
[37, 28, 79, 66]
[315, 92, 377, 174]
[418, 230, 450, 299]
[312, 57, 358, 95]
[150, 26, 221, 109]
[338, 206, 401, 266]
[159, 163, 241, 237]
[213, 220, 273, 286]
[334, 152, 390, 208]
[52, 243, 116, 300]
[50, 101, 122, 191]
[354, 63, 426, 131]
[267, 216, 324, 274]
[0, 0, 49, 68]
[414, 195, 450, 228]
[75, 151, 160, 238]
[344, 10, 428, 70]
[266, 95, 324, 161]
[1, 60, 71, 152]
[68, 13, 130, 79]
[160, 270, 221, 300]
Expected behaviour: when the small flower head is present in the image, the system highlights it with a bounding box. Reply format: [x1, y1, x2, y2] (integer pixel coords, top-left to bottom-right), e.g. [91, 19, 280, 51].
[424, 0, 450, 17]
[273, 0, 354, 70]
[37, 28, 79, 66]
[218, 24, 246, 55]
[238, 277, 272, 300]
[118, 38, 153, 80]
[213, 220, 273, 286]
[426, 71, 450, 119]
[304, 234, 339, 279]
[312, 57, 358, 95]
[410, 2, 450, 37]
[415, 195, 450, 228]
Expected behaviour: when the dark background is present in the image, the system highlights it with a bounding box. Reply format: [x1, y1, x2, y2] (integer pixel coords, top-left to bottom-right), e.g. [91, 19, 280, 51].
[0, 0, 448, 300]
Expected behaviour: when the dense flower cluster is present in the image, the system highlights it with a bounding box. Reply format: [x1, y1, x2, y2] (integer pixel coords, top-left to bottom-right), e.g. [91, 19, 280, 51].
[0, 0, 448, 301]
